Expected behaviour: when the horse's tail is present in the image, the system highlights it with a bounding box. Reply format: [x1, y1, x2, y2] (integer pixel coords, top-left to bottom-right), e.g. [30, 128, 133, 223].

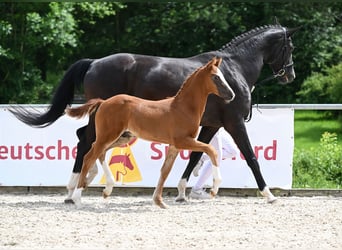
[66, 98, 104, 119]
[9, 58, 94, 128]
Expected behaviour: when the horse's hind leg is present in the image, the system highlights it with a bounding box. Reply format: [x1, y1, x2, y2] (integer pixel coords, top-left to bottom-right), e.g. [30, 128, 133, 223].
[153, 145, 179, 209]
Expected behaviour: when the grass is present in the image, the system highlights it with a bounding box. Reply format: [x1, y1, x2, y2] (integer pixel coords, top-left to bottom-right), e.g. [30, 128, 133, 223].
[293, 110, 342, 189]
[294, 110, 342, 150]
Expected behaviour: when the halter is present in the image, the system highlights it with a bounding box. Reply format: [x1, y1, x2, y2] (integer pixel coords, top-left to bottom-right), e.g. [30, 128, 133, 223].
[247, 28, 293, 122]
[255, 27, 293, 86]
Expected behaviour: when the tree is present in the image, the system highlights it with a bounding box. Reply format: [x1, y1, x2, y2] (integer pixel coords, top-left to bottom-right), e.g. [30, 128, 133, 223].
[1, 2, 341, 104]
[0, 2, 124, 104]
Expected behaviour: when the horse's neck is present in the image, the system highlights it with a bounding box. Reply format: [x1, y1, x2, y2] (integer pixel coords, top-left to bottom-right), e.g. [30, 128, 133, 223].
[220, 38, 266, 88]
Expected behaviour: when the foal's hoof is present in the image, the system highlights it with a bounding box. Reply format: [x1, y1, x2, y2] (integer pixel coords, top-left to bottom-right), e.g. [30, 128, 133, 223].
[102, 192, 110, 199]
[153, 197, 169, 209]
[209, 190, 217, 197]
[64, 198, 75, 204]
[155, 201, 169, 209]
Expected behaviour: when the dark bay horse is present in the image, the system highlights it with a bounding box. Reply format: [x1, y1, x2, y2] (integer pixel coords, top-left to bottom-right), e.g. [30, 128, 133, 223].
[9, 24, 298, 203]
[66, 57, 235, 208]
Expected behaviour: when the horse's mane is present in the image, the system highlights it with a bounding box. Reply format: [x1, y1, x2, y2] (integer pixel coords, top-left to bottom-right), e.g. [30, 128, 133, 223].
[218, 24, 282, 52]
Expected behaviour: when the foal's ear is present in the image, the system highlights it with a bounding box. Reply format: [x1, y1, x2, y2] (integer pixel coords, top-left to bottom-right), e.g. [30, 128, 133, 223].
[214, 57, 222, 67]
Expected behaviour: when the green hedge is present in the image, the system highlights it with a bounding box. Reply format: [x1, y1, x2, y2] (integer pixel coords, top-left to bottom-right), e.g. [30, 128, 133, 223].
[293, 132, 342, 188]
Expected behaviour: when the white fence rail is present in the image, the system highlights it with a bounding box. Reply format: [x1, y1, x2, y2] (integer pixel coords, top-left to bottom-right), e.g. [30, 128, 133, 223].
[2, 104, 342, 110]
[257, 104, 342, 110]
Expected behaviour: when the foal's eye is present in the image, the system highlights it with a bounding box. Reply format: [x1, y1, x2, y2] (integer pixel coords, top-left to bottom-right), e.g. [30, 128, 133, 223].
[214, 75, 220, 81]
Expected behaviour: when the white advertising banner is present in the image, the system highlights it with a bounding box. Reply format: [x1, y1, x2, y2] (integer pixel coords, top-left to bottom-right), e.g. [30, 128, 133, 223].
[0, 106, 294, 189]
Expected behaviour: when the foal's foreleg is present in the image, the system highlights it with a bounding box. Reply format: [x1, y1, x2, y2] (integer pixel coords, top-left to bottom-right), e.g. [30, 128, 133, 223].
[210, 166, 222, 197]
[175, 139, 218, 167]
[153, 145, 179, 209]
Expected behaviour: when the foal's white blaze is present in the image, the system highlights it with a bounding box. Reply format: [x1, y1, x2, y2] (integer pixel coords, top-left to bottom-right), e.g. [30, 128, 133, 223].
[214, 67, 235, 101]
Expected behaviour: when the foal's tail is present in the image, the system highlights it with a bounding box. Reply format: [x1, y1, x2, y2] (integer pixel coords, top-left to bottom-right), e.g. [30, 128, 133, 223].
[66, 98, 104, 119]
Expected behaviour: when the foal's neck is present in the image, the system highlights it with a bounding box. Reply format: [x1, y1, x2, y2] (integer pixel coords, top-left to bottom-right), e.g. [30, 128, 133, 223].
[173, 75, 211, 120]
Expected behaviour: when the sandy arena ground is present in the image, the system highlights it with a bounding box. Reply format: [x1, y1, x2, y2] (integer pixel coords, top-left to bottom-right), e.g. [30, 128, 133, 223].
[0, 193, 341, 250]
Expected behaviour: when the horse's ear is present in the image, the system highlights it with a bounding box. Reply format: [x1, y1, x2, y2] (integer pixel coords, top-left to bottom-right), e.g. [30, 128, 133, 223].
[274, 16, 280, 25]
[287, 26, 301, 37]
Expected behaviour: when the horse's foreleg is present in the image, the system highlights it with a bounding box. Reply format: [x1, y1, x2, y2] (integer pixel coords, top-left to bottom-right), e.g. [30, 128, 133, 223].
[260, 186, 277, 203]
[153, 145, 179, 209]
[175, 126, 218, 202]
[228, 123, 277, 203]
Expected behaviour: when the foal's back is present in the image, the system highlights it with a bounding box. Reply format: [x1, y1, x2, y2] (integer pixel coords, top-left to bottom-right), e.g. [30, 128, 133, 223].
[95, 94, 197, 145]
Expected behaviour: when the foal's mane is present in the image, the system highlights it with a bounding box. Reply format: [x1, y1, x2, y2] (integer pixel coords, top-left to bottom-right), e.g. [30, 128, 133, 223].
[173, 61, 209, 99]
[218, 24, 282, 52]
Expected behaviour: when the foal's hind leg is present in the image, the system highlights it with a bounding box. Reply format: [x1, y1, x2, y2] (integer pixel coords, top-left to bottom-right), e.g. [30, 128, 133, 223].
[153, 145, 179, 209]
[98, 152, 115, 198]
[101, 132, 136, 198]
[72, 140, 111, 206]
[85, 164, 99, 186]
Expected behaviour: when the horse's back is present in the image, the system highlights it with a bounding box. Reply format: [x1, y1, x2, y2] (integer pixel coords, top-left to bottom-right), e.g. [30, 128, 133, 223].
[83, 53, 203, 101]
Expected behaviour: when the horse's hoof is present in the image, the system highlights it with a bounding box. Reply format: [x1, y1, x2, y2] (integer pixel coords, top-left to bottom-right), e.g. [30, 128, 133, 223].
[175, 196, 188, 203]
[267, 197, 278, 204]
[175, 197, 188, 203]
[103, 192, 109, 199]
[64, 198, 75, 204]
